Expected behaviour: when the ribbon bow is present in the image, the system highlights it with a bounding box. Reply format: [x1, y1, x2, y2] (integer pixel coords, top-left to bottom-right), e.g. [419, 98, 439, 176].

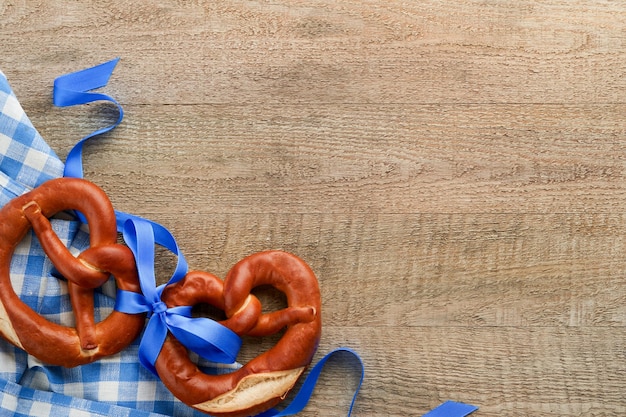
[114, 215, 242, 376]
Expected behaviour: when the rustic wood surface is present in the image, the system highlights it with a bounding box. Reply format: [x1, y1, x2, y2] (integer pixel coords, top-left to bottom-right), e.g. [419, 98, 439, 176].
[2, 1, 626, 416]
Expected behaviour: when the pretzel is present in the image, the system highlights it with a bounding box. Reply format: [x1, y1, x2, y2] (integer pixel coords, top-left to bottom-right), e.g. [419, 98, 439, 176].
[0, 178, 145, 367]
[159, 250, 322, 417]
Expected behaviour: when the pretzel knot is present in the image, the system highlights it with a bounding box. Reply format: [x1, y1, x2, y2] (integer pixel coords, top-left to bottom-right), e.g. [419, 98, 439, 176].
[0, 178, 145, 367]
[159, 251, 322, 417]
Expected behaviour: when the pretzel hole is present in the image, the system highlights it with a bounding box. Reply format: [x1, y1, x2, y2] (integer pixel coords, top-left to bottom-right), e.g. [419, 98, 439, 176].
[52, 210, 77, 221]
[9, 230, 115, 327]
[238, 331, 285, 364]
[252, 285, 287, 314]
[154, 245, 180, 286]
[228, 286, 286, 363]
[191, 303, 227, 322]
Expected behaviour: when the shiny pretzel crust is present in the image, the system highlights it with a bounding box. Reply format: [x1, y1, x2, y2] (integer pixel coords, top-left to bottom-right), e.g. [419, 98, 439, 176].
[0, 178, 145, 367]
[157, 250, 322, 416]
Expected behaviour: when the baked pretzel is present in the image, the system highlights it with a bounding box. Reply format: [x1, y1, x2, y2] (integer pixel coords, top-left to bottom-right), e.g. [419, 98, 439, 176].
[0, 178, 145, 367]
[159, 250, 322, 417]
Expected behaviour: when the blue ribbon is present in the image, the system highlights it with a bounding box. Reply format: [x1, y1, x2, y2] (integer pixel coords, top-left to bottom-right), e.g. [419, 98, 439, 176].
[53, 59, 478, 416]
[116, 216, 242, 376]
[422, 401, 479, 417]
[256, 347, 364, 417]
[53, 57, 124, 179]
[53, 58, 242, 374]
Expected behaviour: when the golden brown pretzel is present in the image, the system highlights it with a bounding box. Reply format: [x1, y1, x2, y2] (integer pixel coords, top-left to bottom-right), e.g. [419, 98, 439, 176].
[0, 177, 145, 367]
[159, 250, 322, 417]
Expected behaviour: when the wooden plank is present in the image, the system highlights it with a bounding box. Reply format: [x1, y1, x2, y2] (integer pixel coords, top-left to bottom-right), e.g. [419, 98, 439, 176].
[1, 1, 625, 106]
[1, 1, 626, 416]
[305, 327, 626, 416]
[146, 213, 626, 328]
[27, 103, 626, 214]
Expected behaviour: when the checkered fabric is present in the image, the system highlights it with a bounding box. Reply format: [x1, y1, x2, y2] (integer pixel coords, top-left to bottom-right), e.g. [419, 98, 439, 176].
[0, 70, 236, 416]
[0, 70, 64, 205]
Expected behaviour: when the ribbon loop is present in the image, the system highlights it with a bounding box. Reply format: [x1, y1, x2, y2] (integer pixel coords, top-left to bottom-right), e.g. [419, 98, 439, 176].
[256, 347, 364, 417]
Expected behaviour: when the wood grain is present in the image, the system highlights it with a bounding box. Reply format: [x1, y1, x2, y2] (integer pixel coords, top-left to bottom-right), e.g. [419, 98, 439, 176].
[3, 0, 626, 106]
[28, 103, 626, 214]
[1, 1, 626, 415]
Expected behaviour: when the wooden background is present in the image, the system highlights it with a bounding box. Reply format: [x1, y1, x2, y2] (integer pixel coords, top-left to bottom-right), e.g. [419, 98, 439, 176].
[1, 1, 625, 415]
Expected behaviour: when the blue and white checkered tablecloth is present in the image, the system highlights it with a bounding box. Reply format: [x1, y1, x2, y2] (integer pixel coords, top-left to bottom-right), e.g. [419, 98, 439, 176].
[0, 70, 234, 416]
